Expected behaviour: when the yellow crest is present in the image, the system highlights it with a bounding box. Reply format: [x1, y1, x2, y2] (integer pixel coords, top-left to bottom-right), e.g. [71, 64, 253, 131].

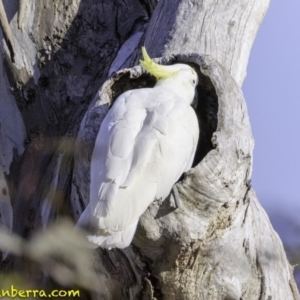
[139, 47, 178, 79]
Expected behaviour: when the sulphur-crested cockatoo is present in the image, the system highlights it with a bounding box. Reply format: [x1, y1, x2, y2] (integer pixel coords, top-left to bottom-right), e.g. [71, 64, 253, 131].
[77, 47, 199, 249]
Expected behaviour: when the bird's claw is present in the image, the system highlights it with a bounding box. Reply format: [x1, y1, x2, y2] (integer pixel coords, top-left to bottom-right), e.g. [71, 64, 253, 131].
[170, 185, 181, 209]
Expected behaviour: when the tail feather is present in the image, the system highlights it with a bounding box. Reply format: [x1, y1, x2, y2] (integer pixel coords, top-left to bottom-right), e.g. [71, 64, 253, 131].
[94, 181, 118, 216]
[77, 207, 138, 249]
[87, 220, 138, 249]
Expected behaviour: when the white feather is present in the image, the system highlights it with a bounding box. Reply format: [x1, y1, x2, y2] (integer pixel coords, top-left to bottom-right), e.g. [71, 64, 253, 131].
[78, 64, 199, 248]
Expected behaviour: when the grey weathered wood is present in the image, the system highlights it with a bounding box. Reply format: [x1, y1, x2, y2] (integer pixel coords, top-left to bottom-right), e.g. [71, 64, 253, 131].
[128, 0, 271, 86]
[0, 0, 15, 62]
[0, 0, 298, 299]
[0, 0, 153, 296]
[17, 0, 25, 29]
[74, 53, 298, 299]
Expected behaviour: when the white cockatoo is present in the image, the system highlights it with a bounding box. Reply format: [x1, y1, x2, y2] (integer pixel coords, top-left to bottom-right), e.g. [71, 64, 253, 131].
[77, 47, 199, 249]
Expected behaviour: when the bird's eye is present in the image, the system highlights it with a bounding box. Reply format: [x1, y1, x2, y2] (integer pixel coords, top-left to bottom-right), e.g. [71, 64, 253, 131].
[192, 79, 196, 85]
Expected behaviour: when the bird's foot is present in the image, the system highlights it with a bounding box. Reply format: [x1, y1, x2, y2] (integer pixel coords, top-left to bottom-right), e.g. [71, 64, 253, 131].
[170, 185, 181, 209]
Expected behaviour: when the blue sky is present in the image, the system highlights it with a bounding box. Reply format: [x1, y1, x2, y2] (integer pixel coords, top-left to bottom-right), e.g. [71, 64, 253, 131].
[243, 0, 300, 218]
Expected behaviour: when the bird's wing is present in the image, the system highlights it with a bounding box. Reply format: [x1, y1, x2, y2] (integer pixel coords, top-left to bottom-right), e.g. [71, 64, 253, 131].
[90, 88, 199, 220]
[90, 88, 155, 214]
[121, 98, 175, 187]
[152, 102, 199, 200]
[183, 108, 199, 172]
[105, 89, 158, 186]
[112, 94, 199, 203]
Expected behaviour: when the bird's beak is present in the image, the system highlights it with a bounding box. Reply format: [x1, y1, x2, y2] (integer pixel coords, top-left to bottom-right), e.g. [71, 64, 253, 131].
[191, 88, 198, 109]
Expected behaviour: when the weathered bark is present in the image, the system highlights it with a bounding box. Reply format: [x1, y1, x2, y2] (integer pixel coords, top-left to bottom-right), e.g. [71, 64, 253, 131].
[0, 0, 298, 299]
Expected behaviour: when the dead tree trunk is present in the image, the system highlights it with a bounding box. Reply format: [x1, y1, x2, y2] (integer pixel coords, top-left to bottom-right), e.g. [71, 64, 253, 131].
[0, 0, 298, 299]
